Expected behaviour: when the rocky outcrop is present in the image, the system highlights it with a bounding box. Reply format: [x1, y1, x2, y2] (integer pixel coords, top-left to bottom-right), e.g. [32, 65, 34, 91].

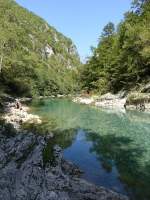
[73, 93, 126, 110]
[2, 99, 41, 129]
[94, 93, 126, 109]
[125, 92, 150, 111]
[44, 45, 54, 58]
[73, 97, 95, 105]
[68, 44, 78, 56]
[0, 124, 128, 200]
[73, 91, 150, 112]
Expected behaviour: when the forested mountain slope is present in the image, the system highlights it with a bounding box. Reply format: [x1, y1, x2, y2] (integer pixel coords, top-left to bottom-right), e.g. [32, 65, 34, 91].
[0, 0, 80, 97]
[80, 0, 150, 95]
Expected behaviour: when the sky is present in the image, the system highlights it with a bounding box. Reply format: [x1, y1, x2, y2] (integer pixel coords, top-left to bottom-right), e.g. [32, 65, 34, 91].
[15, 0, 132, 61]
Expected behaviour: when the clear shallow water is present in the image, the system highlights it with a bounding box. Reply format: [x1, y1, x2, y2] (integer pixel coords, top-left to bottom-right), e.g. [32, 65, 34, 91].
[30, 98, 150, 200]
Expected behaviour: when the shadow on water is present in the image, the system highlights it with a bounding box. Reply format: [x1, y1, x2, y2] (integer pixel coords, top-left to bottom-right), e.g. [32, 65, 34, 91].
[29, 99, 150, 200]
[43, 128, 78, 167]
[85, 131, 150, 200]
[45, 127, 150, 200]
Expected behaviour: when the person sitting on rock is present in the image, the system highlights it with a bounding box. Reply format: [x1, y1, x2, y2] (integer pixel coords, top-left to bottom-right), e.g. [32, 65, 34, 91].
[16, 100, 22, 110]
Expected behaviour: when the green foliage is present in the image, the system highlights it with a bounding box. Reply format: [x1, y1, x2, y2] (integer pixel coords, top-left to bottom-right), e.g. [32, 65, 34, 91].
[0, 0, 80, 97]
[102, 22, 115, 37]
[80, 1, 150, 94]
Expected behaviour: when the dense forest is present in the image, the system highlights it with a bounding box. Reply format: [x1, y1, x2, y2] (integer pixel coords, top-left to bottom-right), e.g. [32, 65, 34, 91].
[0, 0, 150, 98]
[80, 0, 150, 94]
[0, 0, 81, 97]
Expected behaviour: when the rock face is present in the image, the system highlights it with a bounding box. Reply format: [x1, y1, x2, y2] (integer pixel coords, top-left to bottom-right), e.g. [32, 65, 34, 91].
[0, 126, 128, 200]
[44, 45, 54, 58]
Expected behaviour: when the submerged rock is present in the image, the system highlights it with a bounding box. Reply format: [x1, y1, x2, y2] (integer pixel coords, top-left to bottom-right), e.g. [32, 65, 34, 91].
[0, 125, 128, 200]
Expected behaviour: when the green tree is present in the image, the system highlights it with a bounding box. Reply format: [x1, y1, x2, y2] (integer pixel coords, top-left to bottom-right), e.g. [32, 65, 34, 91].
[102, 22, 115, 37]
[80, 0, 150, 94]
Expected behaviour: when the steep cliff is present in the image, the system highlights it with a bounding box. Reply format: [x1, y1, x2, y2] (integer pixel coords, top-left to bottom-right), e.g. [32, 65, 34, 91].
[0, 0, 80, 96]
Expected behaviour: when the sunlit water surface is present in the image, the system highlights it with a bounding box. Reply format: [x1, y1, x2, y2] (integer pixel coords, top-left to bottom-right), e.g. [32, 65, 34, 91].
[30, 98, 150, 200]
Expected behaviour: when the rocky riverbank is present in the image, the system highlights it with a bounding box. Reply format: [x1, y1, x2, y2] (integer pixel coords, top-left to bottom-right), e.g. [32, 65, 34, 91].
[73, 93, 126, 110]
[73, 92, 150, 112]
[2, 99, 41, 129]
[0, 98, 129, 200]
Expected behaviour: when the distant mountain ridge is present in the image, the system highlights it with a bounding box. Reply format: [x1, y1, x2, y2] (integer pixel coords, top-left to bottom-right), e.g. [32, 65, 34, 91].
[0, 0, 81, 96]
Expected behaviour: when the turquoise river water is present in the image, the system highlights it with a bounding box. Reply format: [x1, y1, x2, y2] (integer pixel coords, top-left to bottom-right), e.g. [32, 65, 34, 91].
[30, 98, 150, 200]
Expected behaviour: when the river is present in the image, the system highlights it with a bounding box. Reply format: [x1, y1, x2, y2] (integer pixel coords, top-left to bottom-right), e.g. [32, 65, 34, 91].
[30, 98, 150, 200]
